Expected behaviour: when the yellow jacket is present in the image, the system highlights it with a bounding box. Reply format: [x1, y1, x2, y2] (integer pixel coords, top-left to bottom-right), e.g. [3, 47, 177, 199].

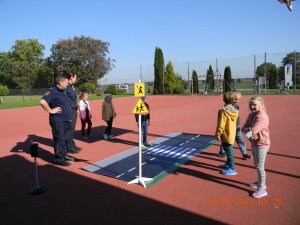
[215, 105, 239, 145]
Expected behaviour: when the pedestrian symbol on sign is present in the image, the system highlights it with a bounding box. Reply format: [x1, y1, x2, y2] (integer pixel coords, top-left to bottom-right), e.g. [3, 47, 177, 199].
[134, 82, 145, 97]
[131, 98, 149, 114]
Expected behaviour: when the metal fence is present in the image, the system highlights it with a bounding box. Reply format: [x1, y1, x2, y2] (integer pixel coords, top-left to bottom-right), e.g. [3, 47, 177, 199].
[140, 51, 300, 95]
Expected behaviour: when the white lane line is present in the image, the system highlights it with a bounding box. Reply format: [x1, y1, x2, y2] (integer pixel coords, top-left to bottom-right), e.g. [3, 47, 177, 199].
[128, 167, 136, 172]
[115, 173, 125, 178]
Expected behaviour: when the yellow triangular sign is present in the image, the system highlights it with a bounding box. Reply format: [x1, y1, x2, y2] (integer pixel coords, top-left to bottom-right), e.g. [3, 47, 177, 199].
[131, 98, 149, 114]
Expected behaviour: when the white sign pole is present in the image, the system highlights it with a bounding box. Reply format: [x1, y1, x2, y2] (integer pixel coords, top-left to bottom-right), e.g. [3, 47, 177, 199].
[127, 81, 153, 188]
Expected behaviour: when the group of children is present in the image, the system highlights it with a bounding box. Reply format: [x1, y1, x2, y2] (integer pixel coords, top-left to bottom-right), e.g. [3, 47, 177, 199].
[215, 91, 270, 198]
[78, 93, 151, 146]
[79, 90, 270, 199]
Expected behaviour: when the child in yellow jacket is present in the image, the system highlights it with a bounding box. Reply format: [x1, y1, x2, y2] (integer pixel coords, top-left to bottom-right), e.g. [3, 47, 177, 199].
[215, 92, 239, 175]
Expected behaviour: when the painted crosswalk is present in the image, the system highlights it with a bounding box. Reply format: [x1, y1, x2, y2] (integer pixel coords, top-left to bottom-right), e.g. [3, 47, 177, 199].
[83, 132, 216, 187]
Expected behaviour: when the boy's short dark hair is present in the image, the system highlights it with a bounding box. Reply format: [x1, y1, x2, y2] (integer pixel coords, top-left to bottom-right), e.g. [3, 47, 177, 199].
[223, 91, 235, 104]
[55, 74, 68, 84]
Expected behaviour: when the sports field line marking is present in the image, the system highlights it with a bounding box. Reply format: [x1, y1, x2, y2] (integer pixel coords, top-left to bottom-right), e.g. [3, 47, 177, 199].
[128, 167, 136, 172]
[115, 173, 125, 178]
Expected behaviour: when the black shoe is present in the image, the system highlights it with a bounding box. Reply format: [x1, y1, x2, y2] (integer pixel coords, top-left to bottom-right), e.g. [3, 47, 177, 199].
[243, 154, 253, 160]
[218, 151, 226, 158]
[55, 160, 71, 166]
[65, 155, 75, 161]
[74, 146, 82, 151]
[68, 148, 80, 154]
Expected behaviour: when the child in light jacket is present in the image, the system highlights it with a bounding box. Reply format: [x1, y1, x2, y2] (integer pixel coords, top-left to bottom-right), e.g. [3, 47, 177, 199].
[78, 92, 92, 139]
[242, 95, 270, 199]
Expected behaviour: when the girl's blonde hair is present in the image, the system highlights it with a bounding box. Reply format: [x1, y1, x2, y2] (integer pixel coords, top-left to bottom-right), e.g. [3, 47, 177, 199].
[249, 95, 267, 112]
[104, 94, 112, 102]
[79, 92, 88, 99]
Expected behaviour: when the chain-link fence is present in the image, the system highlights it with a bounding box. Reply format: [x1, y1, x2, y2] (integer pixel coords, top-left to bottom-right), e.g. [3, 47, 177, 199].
[140, 51, 300, 95]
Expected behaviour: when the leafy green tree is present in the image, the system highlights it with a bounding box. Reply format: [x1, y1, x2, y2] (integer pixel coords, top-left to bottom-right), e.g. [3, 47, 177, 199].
[80, 82, 96, 94]
[269, 64, 279, 89]
[34, 57, 54, 88]
[50, 35, 115, 83]
[164, 60, 183, 94]
[206, 65, 214, 92]
[10, 39, 45, 90]
[153, 47, 164, 94]
[104, 84, 118, 95]
[0, 52, 15, 88]
[256, 62, 278, 88]
[223, 66, 232, 92]
[191, 70, 199, 93]
[0, 85, 9, 96]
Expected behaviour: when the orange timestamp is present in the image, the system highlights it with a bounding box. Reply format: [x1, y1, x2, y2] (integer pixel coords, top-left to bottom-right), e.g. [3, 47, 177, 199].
[207, 196, 283, 207]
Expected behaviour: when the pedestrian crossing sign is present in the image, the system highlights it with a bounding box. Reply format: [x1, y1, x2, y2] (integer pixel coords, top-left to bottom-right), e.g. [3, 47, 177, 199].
[134, 82, 145, 97]
[131, 98, 149, 114]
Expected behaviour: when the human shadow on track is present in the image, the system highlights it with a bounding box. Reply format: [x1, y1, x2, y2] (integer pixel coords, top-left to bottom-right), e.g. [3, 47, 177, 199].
[0, 154, 228, 225]
[74, 126, 136, 143]
[10, 134, 89, 164]
[177, 159, 253, 195]
[196, 151, 300, 180]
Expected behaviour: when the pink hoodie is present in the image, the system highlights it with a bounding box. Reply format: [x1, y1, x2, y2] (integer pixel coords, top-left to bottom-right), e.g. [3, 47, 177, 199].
[242, 111, 270, 148]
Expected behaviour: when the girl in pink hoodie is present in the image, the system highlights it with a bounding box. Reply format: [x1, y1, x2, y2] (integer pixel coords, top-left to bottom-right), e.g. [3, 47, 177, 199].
[242, 95, 270, 198]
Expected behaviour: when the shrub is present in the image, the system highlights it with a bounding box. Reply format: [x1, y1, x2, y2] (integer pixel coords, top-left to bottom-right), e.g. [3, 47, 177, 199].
[0, 85, 9, 96]
[80, 82, 96, 94]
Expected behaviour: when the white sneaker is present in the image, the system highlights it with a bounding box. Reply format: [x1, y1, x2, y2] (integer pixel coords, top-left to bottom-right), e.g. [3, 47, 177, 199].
[103, 134, 108, 140]
[108, 135, 113, 140]
[252, 188, 268, 198]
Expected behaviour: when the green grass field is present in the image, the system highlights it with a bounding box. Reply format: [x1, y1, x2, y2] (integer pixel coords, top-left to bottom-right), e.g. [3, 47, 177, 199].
[0, 94, 131, 110]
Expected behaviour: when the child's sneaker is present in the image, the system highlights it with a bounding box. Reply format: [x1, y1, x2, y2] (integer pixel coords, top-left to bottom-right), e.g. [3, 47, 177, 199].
[82, 135, 89, 140]
[243, 153, 253, 160]
[140, 143, 147, 148]
[103, 134, 108, 140]
[108, 135, 113, 140]
[252, 188, 268, 198]
[219, 164, 230, 170]
[222, 168, 237, 175]
[218, 150, 226, 158]
[249, 182, 267, 189]
[143, 142, 151, 147]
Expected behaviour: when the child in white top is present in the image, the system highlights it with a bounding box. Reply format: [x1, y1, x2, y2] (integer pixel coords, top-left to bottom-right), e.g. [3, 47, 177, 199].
[78, 92, 92, 139]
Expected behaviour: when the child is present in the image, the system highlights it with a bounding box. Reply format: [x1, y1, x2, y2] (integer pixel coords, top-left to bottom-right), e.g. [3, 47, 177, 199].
[102, 94, 117, 140]
[78, 92, 92, 139]
[242, 96, 270, 198]
[219, 90, 252, 159]
[215, 92, 239, 175]
[135, 96, 151, 147]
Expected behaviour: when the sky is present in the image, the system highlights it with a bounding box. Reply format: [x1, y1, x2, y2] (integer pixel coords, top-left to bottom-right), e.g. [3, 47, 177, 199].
[0, 0, 300, 84]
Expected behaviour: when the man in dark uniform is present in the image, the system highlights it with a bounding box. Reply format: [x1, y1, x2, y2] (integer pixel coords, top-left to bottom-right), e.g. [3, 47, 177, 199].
[66, 71, 82, 153]
[40, 74, 73, 166]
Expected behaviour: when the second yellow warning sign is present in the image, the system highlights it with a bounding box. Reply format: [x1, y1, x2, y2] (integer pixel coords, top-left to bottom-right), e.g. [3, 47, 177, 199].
[131, 98, 149, 114]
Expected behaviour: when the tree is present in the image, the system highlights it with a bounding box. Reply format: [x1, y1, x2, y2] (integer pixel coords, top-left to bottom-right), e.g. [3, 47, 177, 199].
[34, 57, 54, 88]
[256, 62, 278, 89]
[50, 35, 115, 83]
[153, 47, 164, 94]
[164, 60, 183, 94]
[269, 64, 279, 89]
[223, 66, 232, 92]
[206, 65, 214, 92]
[0, 52, 15, 88]
[10, 39, 45, 90]
[191, 70, 199, 93]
